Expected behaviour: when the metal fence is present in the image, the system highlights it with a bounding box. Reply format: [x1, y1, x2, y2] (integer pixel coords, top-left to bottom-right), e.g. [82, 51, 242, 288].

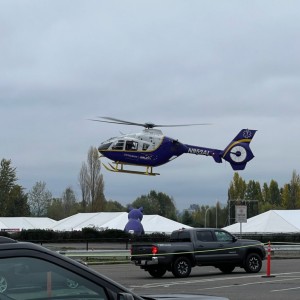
[57, 243, 300, 263]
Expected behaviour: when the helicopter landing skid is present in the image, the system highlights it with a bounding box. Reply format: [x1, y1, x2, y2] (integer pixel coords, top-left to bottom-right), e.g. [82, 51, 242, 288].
[102, 162, 160, 176]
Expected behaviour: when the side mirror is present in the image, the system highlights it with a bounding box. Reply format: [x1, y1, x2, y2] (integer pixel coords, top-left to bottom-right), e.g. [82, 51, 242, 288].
[118, 292, 135, 300]
[232, 236, 237, 242]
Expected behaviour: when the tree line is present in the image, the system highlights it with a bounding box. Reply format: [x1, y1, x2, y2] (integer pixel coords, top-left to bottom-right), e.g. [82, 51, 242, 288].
[181, 171, 300, 227]
[228, 171, 300, 212]
[1, 148, 300, 228]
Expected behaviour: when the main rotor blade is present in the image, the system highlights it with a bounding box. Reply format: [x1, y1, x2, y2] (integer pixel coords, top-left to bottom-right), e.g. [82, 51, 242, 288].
[91, 117, 211, 128]
[154, 123, 211, 127]
[97, 117, 146, 127]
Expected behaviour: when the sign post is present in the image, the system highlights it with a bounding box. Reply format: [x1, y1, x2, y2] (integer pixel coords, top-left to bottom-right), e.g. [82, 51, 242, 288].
[235, 205, 247, 237]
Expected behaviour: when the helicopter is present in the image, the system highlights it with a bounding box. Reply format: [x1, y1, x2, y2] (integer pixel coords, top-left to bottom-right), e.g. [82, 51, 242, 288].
[91, 117, 257, 176]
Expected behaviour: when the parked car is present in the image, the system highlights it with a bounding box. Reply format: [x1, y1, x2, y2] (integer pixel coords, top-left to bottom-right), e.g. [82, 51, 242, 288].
[0, 236, 228, 300]
[131, 228, 266, 278]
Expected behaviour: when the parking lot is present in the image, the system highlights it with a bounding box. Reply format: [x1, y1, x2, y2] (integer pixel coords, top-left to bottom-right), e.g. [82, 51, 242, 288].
[92, 259, 300, 300]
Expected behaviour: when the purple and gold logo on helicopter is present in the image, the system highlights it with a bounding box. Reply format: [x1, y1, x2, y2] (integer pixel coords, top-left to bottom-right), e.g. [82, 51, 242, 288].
[243, 129, 252, 139]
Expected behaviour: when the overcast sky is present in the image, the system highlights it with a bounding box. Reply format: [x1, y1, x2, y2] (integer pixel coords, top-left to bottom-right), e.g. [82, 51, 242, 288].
[1, 1, 300, 211]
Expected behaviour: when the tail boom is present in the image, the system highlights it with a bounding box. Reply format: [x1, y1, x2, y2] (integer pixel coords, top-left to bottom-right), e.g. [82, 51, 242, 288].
[184, 129, 256, 171]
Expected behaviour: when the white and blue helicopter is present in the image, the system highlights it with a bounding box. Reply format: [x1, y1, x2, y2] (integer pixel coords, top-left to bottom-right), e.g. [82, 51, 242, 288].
[92, 117, 256, 176]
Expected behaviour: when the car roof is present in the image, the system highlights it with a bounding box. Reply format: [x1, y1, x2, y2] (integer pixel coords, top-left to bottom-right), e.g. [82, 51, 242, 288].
[0, 236, 17, 243]
[0, 237, 90, 264]
[172, 228, 219, 233]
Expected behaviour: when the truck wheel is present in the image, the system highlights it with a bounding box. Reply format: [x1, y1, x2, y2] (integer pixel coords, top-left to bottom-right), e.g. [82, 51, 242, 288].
[244, 253, 262, 273]
[148, 267, 167, 278]
[218, 265, 235, 274]
[172, 257, 191, 278]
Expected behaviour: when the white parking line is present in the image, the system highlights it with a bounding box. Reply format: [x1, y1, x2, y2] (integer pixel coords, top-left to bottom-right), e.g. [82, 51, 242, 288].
[271, 286, 300, 292]
[196, 277, 300, 291]
[130, 274, 261, 289]
[129, 271, 300, 290]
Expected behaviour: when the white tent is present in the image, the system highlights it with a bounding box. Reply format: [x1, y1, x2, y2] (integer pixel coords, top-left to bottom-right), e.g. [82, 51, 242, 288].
[0, 217, 57, 232]
[51, 212, 192, 234]
[223, 210, 300, 234]
[0, 220, 8, 230]
[51, 212, 126, 231]
[0, 213, 191, 234]
[142, 215, 192, 234]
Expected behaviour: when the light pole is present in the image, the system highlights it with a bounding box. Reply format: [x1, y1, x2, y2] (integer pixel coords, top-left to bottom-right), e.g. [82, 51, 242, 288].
[216, 200, 218, 228]
[205, 207, 210, 228]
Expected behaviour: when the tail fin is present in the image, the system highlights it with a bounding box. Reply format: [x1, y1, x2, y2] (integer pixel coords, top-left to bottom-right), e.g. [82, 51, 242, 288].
[222, 129, 257, 170]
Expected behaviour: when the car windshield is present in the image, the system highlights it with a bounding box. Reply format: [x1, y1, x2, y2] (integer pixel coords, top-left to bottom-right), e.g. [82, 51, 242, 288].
[0, 257, 108, 300]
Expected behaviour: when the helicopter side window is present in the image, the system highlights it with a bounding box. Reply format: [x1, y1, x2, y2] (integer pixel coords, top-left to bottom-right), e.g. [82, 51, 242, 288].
[143, 143, 150, 151]
[125, 141, 138, 151]
[112, 140, 124, 150]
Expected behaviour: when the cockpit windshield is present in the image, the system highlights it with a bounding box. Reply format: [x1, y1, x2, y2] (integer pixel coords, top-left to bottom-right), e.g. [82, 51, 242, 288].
[98, 142, 112, 151]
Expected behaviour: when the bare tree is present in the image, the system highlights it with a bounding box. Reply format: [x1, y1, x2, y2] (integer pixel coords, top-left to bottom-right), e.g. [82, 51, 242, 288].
[79, 147, 106, 212]
[78, 162, 90, 212]
[28, 181, 52, 216]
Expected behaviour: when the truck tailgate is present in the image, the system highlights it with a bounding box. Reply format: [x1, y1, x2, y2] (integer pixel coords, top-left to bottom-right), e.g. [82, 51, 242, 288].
[131, 244, 154, 259]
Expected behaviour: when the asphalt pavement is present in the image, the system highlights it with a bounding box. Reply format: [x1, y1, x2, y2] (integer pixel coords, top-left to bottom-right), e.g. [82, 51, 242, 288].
[91, 259, 300, 300]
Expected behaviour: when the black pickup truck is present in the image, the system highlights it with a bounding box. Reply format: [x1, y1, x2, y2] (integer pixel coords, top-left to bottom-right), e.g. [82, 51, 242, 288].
[131, 228, 266, 278]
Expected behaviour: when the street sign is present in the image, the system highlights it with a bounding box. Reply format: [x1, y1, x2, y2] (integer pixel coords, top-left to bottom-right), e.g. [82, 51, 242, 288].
[235, 205, 247, 223]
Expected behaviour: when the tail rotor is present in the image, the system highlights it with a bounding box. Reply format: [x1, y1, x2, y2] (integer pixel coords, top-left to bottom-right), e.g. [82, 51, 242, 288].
[222, 129, 257, 170]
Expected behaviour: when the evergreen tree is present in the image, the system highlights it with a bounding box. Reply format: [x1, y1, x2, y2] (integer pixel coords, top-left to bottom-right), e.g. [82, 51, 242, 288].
[6, 185, 30, 217]
[227, 173, 246, 224]
[104, 200, 126, 212]
[131, 190, 177, 220]
[281, 171, 300, 209]
[181, 210, 194, 226]
[245, 180, 262, 201]
[269, 179, 281, 206]
[228, 173, 247, 200]
[290, 170, 300, 209]
[262, 183, 270, 203]
[47, 198, 64, 220]
[244, 180, 261, 218]
[281, 183, 291, 209]
[191, 205, 206, 227]
[0, 159, 29, 216]
[62, 186, 79, 217]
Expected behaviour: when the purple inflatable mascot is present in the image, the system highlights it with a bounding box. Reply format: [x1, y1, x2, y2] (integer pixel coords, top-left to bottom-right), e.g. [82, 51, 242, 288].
[124, 207, 145, 236]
